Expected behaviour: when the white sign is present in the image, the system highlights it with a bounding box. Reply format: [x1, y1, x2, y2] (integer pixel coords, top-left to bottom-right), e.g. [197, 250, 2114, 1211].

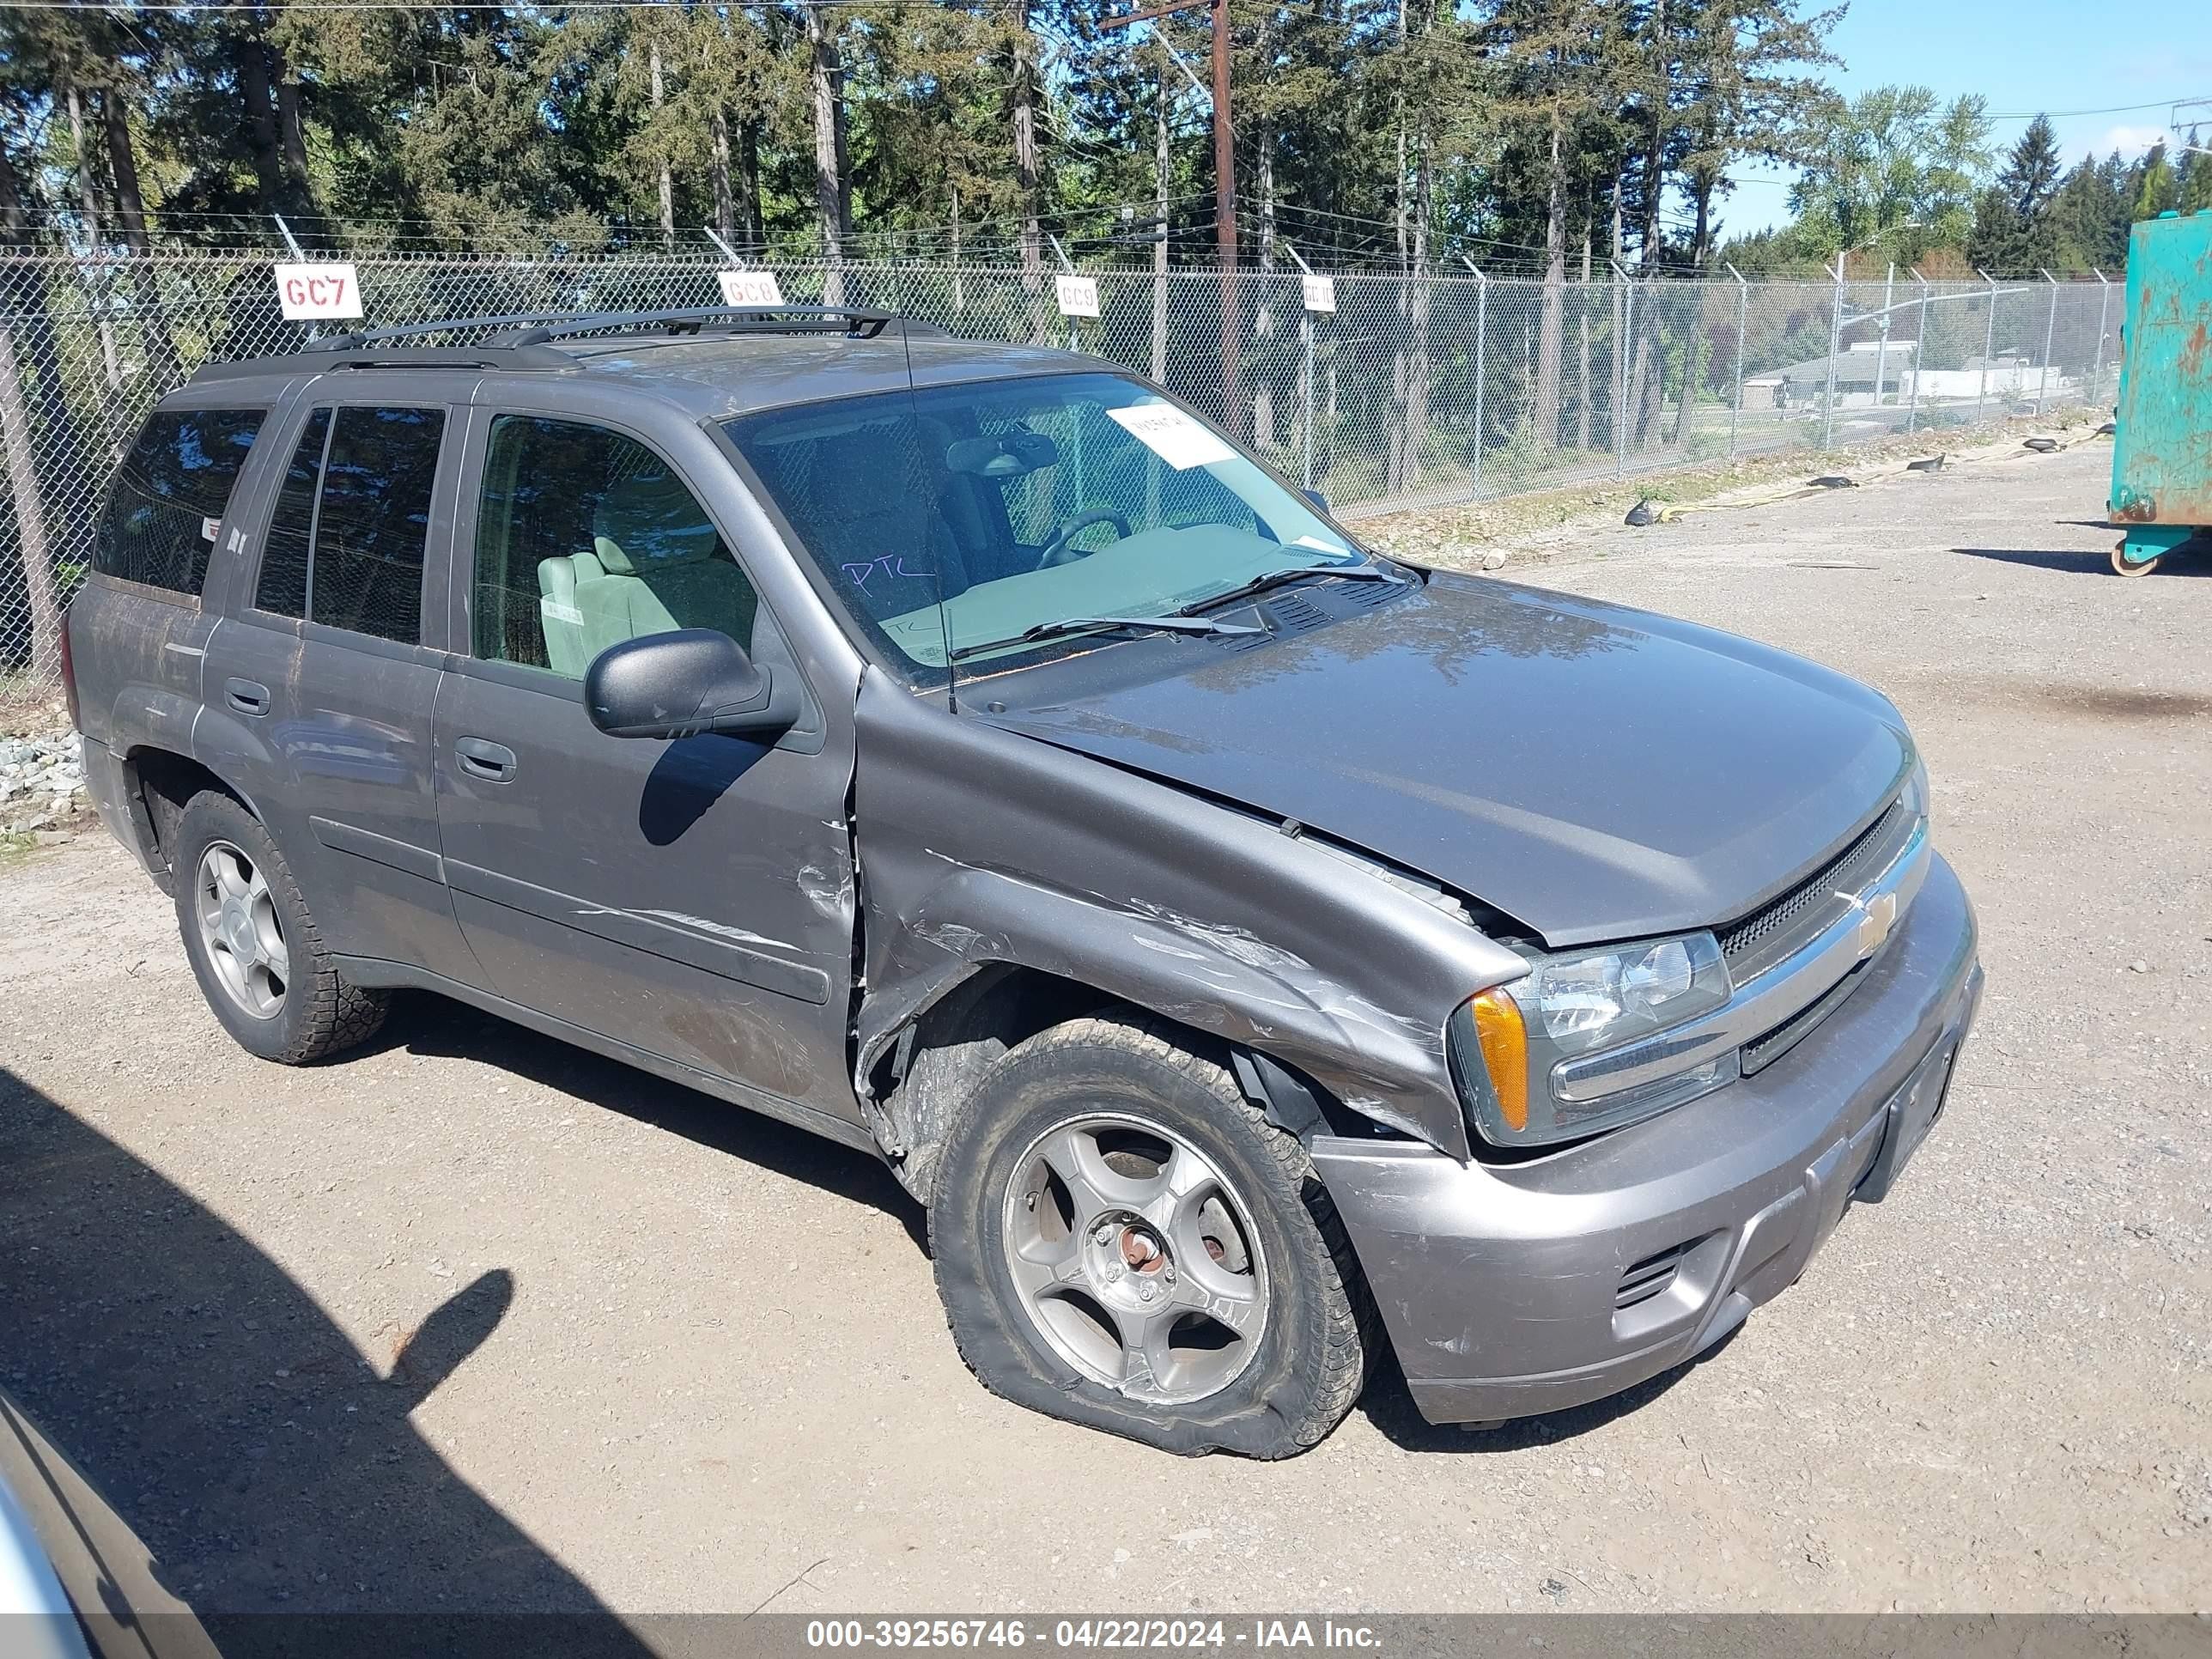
[273, 262, 363, 321]
[1105, 403, 1236, 471]
[716, 268, 787, 307]
[1055, 273, 1101, 319]
[1301, 273, 1338, 313]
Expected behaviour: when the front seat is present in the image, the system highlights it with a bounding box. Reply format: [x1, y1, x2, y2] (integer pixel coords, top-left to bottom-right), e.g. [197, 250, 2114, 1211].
[537, 465, 756, 677]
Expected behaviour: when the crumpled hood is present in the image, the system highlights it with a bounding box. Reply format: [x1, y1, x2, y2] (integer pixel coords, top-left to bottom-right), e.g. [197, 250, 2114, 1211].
[977, 572, 1911, 947]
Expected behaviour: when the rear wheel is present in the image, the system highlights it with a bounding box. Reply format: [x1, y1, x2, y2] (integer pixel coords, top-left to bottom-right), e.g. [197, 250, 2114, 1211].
[173, 791, 387, 1064]
[929, 1015, 1369, 1457]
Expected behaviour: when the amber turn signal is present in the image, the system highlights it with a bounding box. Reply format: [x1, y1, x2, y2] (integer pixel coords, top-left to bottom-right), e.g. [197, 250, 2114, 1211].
[1469, 988, 1529, 1133]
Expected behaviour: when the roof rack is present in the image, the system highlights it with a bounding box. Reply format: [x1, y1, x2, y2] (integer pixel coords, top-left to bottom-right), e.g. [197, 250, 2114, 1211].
[314, 303, 898, 356]
[185, 303, 924, 386]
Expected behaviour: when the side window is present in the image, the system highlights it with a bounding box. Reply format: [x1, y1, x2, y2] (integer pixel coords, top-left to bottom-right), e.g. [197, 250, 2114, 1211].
[472, 415, 758, 681]
[307, 405, 447, 645]
[93, 407, 265, 595]
[254, 407, 329, 619]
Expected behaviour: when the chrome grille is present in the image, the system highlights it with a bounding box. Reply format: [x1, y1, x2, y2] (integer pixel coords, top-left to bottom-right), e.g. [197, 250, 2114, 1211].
[1717, 799, 1915, 983]
[1741, 958, 1870, 1075]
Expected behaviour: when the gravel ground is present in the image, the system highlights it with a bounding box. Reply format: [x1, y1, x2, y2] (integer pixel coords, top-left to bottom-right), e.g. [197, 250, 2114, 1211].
[1, 442, 2207, 1620]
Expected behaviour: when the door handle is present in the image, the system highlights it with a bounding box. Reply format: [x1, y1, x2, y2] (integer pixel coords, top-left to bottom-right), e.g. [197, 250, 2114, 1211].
[454, 737, 518, 782]
[223, 678, 270, 716]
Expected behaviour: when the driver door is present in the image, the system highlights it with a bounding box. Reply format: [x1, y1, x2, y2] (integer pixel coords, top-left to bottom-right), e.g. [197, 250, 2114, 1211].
[434, 406, 860, 1126]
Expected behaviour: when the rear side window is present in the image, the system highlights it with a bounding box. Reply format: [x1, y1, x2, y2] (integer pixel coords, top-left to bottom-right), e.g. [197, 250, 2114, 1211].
[310, 406, 446, 645]
[94, 408, 264, 595]
[254, 408, 329, 619]
[248, 404, 445, 644]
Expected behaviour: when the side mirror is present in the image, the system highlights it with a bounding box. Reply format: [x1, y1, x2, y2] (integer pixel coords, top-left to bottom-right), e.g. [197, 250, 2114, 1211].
[1303, 488, 1330, 514]
[584, 629, 799, 741]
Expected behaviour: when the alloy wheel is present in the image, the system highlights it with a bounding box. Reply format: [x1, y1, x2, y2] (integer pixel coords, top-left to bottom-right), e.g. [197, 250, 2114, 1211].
[1000, 1113, 1269, 1406]
[194, 840, 290, 1019]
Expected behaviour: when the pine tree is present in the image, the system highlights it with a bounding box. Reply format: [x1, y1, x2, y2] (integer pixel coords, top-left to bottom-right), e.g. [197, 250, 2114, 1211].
[1966, 113, 2063, 273]
[1996, 114, 2061, 219]
[2047, 151, 2133, 270]
[2179, 129, 2212, 213]
[2130, 142, 2179, 222]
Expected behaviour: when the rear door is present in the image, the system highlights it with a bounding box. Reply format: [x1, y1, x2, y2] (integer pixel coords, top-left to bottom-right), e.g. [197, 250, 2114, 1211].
[432, 401, 860, 1124]
[198, 389, 477, 983]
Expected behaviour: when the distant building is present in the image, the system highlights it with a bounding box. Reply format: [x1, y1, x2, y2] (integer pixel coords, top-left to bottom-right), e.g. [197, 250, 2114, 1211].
[1744, 342, 2069, 408]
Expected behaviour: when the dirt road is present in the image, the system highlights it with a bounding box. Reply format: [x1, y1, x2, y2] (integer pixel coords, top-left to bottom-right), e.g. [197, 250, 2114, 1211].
[3, 441, 2207, 1617]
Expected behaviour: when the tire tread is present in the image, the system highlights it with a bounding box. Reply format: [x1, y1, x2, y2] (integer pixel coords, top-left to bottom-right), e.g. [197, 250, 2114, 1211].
[930, 1012, 1375, 1457]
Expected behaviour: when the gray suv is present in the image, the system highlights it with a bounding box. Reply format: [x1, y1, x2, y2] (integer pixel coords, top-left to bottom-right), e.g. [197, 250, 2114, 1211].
[64, 306, 1981, 1458]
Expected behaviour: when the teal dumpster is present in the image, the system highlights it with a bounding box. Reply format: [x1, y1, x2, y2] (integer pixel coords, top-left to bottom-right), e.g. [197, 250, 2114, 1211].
[2111, 210, 2212, 575]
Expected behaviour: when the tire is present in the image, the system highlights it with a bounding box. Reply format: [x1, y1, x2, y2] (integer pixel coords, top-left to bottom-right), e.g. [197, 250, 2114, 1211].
[172, 790, 387, 1064]
[929, 1015, 1370, 1458]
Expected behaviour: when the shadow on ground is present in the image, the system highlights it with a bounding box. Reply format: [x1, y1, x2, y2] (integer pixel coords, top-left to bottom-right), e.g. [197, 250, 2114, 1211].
[0, 1066, 658, 1652]
[1953, 545, 2209, 577]
[362, 993, 927, 1255]
[1358, 1326, 1741, 1455]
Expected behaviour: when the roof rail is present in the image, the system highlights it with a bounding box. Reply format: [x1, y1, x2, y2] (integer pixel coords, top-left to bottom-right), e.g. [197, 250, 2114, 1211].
[500, 303, 899, 344]
[185, 343, 573, 384]
[185, 303, 922, 386]
[312, 303, 899, 357]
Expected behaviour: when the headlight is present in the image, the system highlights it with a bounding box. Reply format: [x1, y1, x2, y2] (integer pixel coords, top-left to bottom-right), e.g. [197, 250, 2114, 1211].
[1454, 933, 1734, 1147]
[1902, 752, 1930, 830]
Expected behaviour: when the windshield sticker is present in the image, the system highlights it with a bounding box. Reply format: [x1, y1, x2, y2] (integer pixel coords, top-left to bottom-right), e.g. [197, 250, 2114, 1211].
[842, 554, 933, 593]
[1291, 533, 1350, 556]
[1105, 404, 1237, 471]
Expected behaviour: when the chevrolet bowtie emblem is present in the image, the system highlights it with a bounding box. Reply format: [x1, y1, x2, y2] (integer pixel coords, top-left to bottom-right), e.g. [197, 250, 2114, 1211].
[1849, 890, 1899, 959]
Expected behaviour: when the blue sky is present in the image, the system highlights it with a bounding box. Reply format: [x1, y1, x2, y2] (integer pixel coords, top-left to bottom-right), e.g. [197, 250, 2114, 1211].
[1724, 0, 2212, 234]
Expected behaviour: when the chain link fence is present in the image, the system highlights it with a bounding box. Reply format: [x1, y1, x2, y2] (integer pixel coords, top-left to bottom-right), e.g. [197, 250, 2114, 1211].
[0, 246, 2120, 688]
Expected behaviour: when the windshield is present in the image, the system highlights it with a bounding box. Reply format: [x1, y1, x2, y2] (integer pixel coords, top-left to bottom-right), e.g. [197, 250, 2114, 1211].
[722, 372, 1363, 677]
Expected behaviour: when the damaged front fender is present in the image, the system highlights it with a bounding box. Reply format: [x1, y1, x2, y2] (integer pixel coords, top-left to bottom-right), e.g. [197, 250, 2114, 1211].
[852, 670, 1528, 1161]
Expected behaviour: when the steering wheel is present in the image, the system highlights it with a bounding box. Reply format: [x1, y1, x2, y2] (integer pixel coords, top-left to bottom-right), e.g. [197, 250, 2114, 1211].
[1033, 507, 1133, 570]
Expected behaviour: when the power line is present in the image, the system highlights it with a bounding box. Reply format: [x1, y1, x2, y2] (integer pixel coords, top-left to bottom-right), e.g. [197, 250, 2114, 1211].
[1981, 95, 2209, 119]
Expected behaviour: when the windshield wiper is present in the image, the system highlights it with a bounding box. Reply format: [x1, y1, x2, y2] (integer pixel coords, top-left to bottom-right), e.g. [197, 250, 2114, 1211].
[1173, 561, 1407, 617]
[947, 613, 1263, 664]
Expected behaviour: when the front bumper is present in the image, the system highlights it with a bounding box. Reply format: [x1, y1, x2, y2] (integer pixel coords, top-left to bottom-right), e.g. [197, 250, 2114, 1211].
[1313, 851, 1982, 1426]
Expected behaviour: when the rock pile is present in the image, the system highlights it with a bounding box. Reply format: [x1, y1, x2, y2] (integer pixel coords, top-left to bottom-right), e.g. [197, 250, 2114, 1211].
[2, 723, 88, 840]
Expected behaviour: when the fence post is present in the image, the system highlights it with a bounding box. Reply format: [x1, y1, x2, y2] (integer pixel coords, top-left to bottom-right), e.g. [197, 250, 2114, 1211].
[2091, 269, 2112, 406]
[1870, 261, 1894, 426]
[1285, 240, 1319, 491]
[1613, 259, 1632, 478]
[2036, 268, 2057, 414]
[1905, 269, 1929, 435]
[1975, 269, 1996, 424]
[1462, 254, 1487, 498]
[1821, 252, 1844, 450]
[1725, 262, 1747, 458]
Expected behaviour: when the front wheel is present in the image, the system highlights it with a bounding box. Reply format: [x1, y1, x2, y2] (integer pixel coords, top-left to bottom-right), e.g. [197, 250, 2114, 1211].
[929, 1015, 1370, 1457]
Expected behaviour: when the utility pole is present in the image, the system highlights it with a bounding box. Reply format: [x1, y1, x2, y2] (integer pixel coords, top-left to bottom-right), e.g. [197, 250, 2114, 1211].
[1101, 0, 1238, 434]
[805, 4, 848, 301]
[1014, 0, 1044, 333]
